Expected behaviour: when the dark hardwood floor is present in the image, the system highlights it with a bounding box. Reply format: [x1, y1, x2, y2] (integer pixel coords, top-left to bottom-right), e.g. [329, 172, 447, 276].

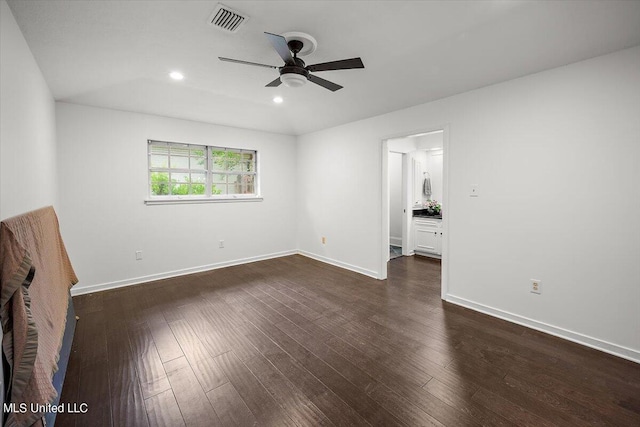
[57, 255, 640, 426]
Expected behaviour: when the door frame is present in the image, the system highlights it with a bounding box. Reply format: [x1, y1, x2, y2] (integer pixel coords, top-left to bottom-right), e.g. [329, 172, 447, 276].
[380, 124, 450, 301]
[386, 150, 411, 256]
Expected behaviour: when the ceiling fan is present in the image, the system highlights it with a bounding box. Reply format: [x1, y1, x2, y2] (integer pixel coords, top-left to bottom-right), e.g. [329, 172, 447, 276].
[219, 32, 364, 92]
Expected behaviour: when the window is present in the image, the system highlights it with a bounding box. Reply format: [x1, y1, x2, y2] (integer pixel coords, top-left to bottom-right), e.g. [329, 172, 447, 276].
[147, 140, 259, 203]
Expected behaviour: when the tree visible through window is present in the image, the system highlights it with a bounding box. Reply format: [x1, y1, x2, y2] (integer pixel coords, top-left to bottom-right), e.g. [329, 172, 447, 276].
[148, 140, 258, 199]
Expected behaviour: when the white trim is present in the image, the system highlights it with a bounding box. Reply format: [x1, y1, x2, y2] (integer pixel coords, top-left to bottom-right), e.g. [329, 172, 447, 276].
[389, 236, 402, 247]
[414, 251, 441, 260]
[298, 250, 379, 279]
[70, 249, 379, 297]
[68, 240, 639, 364]
[440, 124, 450, 300]
[380, 124, 450, 297]
[445, 294, 640, 364]
[402, 154, 412, 257]
[145, 196, 263, 205]
[70, 250, 296, 296]
[380, 140, 389, 280]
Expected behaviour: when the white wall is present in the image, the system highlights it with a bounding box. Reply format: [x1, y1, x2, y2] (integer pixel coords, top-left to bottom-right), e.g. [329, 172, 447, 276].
[56, 103, 297, 293]
[388, 152, 403, 246]
[0, 0, 57, 220]
[425, 149, 443, 205]
[415, 131, 444, 204]
[410, 150, 428, 206]
[387, 137, 416, 154]
[297, 46, 640, 361]
[414, 131, 444, 151]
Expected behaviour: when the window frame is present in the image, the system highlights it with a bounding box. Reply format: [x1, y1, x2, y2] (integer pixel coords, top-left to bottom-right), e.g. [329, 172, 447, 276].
[145, 139, 262, 205]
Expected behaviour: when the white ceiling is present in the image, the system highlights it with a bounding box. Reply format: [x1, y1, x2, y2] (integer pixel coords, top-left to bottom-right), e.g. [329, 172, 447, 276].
[7, 1, 640, 136]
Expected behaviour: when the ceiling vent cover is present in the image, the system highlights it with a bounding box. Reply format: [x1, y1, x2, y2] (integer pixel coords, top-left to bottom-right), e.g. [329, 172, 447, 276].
[208, 3, 248, 33]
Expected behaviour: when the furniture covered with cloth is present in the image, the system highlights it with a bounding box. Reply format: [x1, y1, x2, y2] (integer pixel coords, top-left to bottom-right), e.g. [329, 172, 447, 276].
[1, 206, 78, 427]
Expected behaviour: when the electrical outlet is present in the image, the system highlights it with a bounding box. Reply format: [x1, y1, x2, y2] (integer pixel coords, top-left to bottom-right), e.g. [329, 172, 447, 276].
[530, 279, 542, 294]
[322, 236, 326, 244]
[219, 240, 224, 248]
[135, 250, 143, 261]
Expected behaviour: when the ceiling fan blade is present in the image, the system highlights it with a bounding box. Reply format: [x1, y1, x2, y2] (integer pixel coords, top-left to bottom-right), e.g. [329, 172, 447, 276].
[219, 57, 279, 69]
[308, 74, 343, 92]
[264, 32, 294, 65]
[265, 77, 282, 87]
[306, 57, 364, 72]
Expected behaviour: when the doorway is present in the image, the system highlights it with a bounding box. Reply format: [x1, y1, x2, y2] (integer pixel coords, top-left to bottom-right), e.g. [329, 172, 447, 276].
[388, 151, 404, 259]
[380, 126, 449, 300]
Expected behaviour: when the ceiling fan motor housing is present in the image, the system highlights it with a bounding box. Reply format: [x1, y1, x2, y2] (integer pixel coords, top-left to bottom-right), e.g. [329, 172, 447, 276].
[280, 52, 309, 87]
[287, 39, 304, 56]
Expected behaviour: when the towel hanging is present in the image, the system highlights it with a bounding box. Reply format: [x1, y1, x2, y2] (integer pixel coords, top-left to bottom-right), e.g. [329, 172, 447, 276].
[423, 175, 432, 200]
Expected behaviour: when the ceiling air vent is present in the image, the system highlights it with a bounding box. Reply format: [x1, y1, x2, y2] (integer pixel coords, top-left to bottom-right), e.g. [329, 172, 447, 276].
[208, 3, 248, 33]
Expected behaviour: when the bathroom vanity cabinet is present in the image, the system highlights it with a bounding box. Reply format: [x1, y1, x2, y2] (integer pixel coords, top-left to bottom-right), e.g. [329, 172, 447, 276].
[413, 217, 442, 256]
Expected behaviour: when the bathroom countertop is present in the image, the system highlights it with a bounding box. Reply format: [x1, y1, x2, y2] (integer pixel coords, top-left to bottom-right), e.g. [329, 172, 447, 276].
[412, 208, 442, 219]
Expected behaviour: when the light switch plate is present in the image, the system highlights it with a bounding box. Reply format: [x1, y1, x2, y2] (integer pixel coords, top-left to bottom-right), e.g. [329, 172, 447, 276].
[470, 184, 479, 197]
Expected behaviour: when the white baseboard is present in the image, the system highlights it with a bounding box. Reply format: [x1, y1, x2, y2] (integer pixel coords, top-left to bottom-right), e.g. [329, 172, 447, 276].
[389, 236, 402, 247]
[414, 251, 441, 260]
[297, 250, 380, 280]
[70, 251, 638, 364]
[71, 249, 381, 296]
[445, 294, 640, 364]
[70, 250, 297, 296]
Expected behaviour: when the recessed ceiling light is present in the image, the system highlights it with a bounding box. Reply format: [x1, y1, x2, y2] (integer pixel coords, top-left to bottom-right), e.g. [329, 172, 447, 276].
[273, 96, 283, 104]
[169, 71, 184, 80]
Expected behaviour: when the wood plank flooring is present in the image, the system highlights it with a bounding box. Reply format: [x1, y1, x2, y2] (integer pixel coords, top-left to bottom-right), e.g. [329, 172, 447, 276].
[57, 255, 640, 426]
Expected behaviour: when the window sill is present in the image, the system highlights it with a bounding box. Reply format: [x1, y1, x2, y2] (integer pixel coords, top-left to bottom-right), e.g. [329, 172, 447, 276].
[145, 196, 263, 205]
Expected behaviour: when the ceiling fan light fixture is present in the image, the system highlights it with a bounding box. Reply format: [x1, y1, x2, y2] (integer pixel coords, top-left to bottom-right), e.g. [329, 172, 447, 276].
[280, 73, 307, 88]
[219, 31, 363, 92]
[273, 96, 283, 104]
